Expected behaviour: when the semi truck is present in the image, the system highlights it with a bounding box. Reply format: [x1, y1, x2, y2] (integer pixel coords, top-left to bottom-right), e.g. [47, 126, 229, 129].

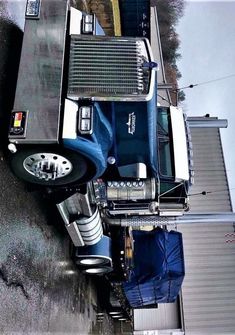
[8, 0, 193, 318]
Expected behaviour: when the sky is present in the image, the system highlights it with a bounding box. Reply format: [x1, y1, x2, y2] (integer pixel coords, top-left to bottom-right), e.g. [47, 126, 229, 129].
[176, 0, 235, 210]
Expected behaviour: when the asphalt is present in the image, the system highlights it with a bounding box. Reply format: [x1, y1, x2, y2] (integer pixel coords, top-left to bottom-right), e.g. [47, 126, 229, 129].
[0, 0, 116, 334]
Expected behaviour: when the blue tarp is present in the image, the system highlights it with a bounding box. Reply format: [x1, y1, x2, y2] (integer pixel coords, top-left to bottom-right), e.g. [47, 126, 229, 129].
[123, 228, 185, 307]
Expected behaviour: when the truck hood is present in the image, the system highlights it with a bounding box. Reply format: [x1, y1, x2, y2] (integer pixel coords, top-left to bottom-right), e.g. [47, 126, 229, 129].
[111, 89, 158, 177]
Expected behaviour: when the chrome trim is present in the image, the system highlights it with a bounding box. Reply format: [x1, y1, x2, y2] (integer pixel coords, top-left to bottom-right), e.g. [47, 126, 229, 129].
[144, 37, 156, 102]
[57, 201, 70, 226]
[62, 99, 78, 139]
[57, 202, 85, 247]
[108, 208, 152, 216]
[23, 152, 73, 180]
[159, 211, 185, 217]
[137, 163, 147, 179]
[107, 178, 155, 201]
[76, 207, 103, 246]
[118, 163, 147, 179]
[76, 255, 112, 265]
[79, 258, 107, 265]
[66, 222, 85, 247]
[69, 7, 83, 35]
[78, 105, 93, 135]
[83, 267, 112, 274]
[82, 14, 96, 35]
[57, 199, 103, 246]
[57, 194, 102, 246]
[68, 36, 156, 102]
[170, 106, 190, 182]
[64, 192, 93, 217]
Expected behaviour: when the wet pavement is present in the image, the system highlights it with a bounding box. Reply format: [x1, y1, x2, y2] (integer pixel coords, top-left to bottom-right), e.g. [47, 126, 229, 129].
[0, 0, 116, 333]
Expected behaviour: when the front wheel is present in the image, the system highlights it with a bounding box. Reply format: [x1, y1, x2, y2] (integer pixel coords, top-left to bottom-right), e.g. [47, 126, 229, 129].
[10, 146, 95, 186]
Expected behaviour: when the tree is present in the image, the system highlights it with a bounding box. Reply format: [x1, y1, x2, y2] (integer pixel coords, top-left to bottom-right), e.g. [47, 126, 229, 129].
[152, 0, 186, 104]
[151, 0, 185, 25]
[178, 90, 186, 102]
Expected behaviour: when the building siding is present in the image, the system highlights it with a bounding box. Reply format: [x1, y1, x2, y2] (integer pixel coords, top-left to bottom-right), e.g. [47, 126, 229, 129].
[186, 127, 231, 212]
[134, 304, 180, 331]
[179, 126, 235, 335]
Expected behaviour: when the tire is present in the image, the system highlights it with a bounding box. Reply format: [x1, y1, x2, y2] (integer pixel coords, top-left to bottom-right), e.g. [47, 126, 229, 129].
[10, 145, 95, 186]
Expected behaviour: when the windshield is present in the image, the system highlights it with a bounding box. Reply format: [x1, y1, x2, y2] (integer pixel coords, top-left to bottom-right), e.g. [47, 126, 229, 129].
[157, 108, 174, 177]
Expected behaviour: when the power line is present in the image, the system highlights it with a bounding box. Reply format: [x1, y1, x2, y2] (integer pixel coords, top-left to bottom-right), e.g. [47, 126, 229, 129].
[178, 73, 235, 91]
[189, 188, 235, 197]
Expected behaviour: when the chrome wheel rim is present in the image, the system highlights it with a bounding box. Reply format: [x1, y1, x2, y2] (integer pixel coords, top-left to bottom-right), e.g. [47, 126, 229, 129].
[23, 153, 73, 181]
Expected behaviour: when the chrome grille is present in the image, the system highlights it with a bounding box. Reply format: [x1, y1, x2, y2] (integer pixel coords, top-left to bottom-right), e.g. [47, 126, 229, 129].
[67, 36, 152, 101]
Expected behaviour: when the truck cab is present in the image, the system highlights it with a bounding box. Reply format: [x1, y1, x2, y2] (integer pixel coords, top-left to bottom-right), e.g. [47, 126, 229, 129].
[8, 0, 189, 314]
[9, 0, 192, 212]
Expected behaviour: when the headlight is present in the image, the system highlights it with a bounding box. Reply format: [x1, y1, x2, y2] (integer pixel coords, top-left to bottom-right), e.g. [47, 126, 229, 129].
[82, 14, 96, 35]
[78, 106, 93, 134]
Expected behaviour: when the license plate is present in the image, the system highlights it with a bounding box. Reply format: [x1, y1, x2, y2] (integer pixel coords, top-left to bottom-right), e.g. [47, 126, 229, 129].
[25, 0, 41, 18]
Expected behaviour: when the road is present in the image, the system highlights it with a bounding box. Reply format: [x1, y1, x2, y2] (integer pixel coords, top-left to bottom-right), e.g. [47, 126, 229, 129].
[0, 1, 114, 333]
